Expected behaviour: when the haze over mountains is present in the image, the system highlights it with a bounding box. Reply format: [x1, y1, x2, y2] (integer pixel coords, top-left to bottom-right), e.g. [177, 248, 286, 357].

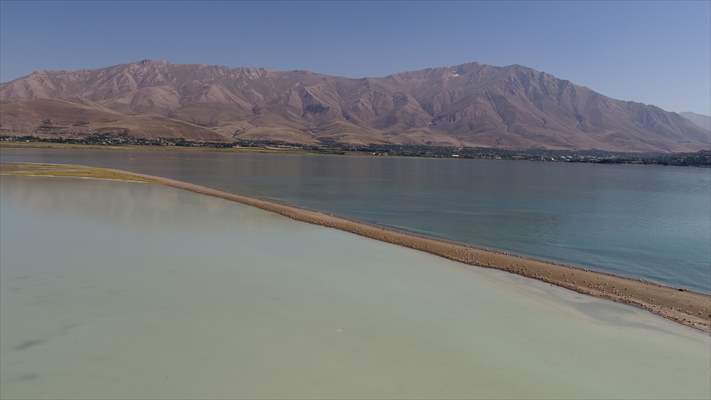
[680, 112, 711, 131]
[1, 59, 708, 152]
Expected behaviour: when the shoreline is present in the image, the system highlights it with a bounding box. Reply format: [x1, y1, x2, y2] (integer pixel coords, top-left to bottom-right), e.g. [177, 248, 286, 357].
[2, 140, 709, 167]
[2, 162, 710, 332]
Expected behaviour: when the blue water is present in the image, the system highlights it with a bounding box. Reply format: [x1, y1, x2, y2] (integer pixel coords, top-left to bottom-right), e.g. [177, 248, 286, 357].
[2, 148, 709, 292]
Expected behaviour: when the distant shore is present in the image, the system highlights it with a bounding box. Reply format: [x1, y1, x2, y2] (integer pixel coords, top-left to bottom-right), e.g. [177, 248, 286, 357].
[2, 138, 710, 166]
[2, 162, 710, 332]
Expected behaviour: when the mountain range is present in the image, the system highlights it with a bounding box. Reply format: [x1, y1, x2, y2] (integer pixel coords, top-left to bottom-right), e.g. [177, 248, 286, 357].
[680, 112, 711, 132]
[1, 59, 708, 152]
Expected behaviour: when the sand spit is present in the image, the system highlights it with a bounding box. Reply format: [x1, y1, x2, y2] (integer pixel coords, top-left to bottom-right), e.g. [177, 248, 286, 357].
[2, 162, 710, 332]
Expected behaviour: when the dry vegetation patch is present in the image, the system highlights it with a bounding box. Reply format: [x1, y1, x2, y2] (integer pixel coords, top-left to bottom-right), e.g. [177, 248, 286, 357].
[0, 163, 153, 183]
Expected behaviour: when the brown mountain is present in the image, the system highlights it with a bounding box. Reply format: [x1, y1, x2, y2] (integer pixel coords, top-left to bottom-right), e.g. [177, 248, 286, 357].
[1, 59, 708, 152]
[680, 112, 711, 131]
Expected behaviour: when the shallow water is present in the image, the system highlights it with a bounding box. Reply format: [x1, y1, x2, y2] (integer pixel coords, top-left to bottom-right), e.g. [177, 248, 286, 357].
[2, 148, 709, 292]
[1, 176, 709, 399]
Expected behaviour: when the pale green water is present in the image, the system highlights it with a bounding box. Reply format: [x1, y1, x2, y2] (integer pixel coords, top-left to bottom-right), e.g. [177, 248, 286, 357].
[1, 176, 709, 399]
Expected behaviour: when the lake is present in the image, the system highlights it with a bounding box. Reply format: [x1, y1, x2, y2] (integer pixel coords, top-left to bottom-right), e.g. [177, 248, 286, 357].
[1, 176, 709, 399]
[1, 147, 709, 292]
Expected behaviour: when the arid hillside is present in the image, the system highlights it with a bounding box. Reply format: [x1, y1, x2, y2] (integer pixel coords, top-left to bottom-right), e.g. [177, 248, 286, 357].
[1, 59, 708, 152]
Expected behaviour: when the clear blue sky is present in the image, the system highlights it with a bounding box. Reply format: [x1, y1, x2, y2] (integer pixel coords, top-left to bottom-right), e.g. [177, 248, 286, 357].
[1, 0, 709, 114]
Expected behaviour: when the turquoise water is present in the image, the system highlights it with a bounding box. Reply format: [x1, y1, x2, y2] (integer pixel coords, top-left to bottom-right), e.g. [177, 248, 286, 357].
[1, 176, 709, 399]
[1, 148, 709, 292]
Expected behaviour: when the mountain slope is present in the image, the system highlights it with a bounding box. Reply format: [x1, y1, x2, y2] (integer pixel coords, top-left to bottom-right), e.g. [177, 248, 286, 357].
[1, 59, 708, 152]
[0, 98, 225, 141]
[680, 112, 711, 131]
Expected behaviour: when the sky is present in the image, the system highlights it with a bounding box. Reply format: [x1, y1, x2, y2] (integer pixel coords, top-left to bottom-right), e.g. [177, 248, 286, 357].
[1, 0, 709, 114]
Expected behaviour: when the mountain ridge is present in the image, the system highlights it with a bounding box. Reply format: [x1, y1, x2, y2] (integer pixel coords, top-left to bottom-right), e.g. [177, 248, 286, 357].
[1, 59, 708, 152]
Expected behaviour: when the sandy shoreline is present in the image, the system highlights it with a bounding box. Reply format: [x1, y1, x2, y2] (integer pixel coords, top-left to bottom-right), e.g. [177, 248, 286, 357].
[2, 162, 710, 332]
